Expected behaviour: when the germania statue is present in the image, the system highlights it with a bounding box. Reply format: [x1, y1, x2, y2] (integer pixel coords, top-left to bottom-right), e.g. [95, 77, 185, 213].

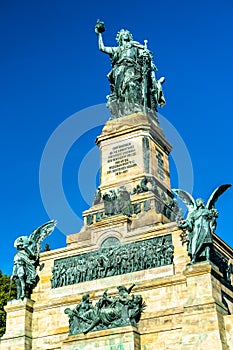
[173, 185, 231, 265]
[11, 220, 56, 299]
[95, 20, 166, 119]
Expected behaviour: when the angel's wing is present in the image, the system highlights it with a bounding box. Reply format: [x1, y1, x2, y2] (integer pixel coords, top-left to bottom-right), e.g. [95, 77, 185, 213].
[206, 184, 231, 209]
[172, 189, 196, 216]
[29, 220, 57, 246]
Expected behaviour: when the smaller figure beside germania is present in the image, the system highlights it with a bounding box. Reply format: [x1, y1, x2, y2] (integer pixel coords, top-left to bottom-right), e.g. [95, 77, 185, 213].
[173, 184, 231, 265]
[11, 220, 56, 300]
[95, 20, 166, 120]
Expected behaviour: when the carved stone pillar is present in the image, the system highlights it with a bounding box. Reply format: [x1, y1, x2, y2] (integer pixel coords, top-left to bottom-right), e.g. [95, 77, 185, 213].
[0, 298, 34, 350]
[181, 262, 229, 349]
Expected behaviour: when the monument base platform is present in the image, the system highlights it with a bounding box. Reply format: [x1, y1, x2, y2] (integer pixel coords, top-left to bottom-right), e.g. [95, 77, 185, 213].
[62, 326, 140, 350]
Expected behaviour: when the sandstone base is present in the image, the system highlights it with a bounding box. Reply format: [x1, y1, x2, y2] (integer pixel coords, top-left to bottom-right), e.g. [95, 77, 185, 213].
[61, 326, 140, 350]
[0, 298, 34, 350]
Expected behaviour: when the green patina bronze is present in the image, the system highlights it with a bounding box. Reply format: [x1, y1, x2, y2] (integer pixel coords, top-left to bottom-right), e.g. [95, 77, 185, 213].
[142, 137, 150, 173]
[90, 178, 180, 225]
[94, 195, 178, 224]
[102, 186, 132, 217]
[12, 220, 56, 300]
[133, 202, 141, 214]
[64, 284, 146, 334]
[95, 20, 166, 119]
[51, 234, 174, 289]
[132, 176, 149, 194]
[173, 184, 231, 265]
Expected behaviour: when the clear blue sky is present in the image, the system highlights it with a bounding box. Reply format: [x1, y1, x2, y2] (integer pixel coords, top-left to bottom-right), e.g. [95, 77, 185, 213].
[0, 0, 232, 274]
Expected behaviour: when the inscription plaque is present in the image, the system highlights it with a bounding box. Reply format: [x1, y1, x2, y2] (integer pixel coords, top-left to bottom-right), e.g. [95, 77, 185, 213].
[106, 142, 137, 176]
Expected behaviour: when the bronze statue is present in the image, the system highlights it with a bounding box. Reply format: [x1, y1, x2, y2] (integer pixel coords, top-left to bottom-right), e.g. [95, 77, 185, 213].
[102, 186, 132, 217]
[173, 185, 231, 265]
[95, 20, 165, 119]
[51, 235, 174, 288]
[12, 220, 56, 299]
[65, 284, 145, 335]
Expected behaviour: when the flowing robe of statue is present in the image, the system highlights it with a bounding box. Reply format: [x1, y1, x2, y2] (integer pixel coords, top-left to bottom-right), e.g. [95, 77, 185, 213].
[12, 220, 56, 299]
[95, 20, 166, 118]
[184, 205, 217, 261]
[13, 246, 39, 288]
[172, 185, 231, 264]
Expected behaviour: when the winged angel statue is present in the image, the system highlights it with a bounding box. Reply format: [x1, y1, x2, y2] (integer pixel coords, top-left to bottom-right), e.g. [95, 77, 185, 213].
[12, 220, 56, 299]
[172, 185, 231, 265]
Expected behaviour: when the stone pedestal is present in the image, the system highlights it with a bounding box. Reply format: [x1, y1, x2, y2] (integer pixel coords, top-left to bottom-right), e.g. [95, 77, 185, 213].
[61, 326, 140, 350]
[96, 112, 172, 191]
[181, 262, 229, 350]
[0, 298, 34, 350]
[81, 112, 175, 230]
[224, 315, 233, 349]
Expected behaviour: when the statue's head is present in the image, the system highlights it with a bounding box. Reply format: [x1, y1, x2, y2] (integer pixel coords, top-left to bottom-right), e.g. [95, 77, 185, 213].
[117, 285, 128, 294]
[82, 294, 90, 302]
[64, 308, 72, 316]
[196, 198, 205, 208]
[116, 29, 133, 45]
[14, 236, 29, 250]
